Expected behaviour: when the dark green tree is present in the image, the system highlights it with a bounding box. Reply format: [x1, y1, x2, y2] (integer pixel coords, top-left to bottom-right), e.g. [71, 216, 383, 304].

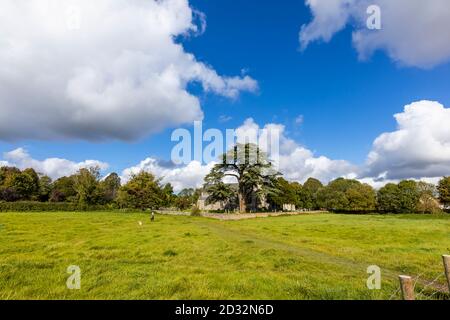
[299, 177, 323, 210]
[117, 171, 164, 210]
[161, 183, 176, 207]
[317, 178, 375, 212]
[438, 177, 450, 208]
[377, 183, 401, 213]
[268, 177, 299, 210]
[50, 176, 76, 202]
[73, 167, 102, 205]
[345, 183, 376, 212]
[22, 168, 40, 198]
[101, 172, 121, 203]
[204, 143, 280, 213]
[377, 180, 421, 213]
[0, 167, 22, 201]
[397, 180, 420, 213]
[7, 168, 40, 200]
[38, 175, 52, 202]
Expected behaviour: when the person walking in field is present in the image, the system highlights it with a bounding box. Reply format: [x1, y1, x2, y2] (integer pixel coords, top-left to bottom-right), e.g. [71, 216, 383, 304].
[151, 211, 155, 222]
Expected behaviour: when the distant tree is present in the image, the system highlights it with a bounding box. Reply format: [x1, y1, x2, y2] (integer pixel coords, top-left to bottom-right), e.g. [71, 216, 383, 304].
[175, 195, 193, 211]
[0, 166, 17, 186]
[117, 171, 164, 210]
[161, 183, 175, 207]
[438, 177, 450, 207]
[101, 172, 121, 203]
[317, 186, 348, 211]
[0, 168, 22, 201]
[0, 188, 21, 202]
[0, 167, 41, 201]
[73, 167, 102, 205]
[175, 188, 201, 210]
[290, 182, 303, 208]
[416, 182, 441, 214]
[345, 183, 376, 212]
[397, 180, 420, 213]
[377, 180, 420, 213]
[50, 176, 76, 202]
[22, 168, 40, 198]
[204, 143, 280, 213]
[10, 168, 39, 200]
[299, 178, 323, 210]
[268, 177, 298, 210]
[377, 183, 400, 213]
[38, 175, 52, 202]
[303, 177, 323, 193]
[317, 178, 375, 212]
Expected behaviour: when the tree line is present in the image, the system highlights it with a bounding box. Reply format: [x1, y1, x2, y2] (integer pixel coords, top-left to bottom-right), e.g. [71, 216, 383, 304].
[268, 176, 450, 214]
[1, 146, 450, 213]
[202, 143, 450, 214]
[0, 166, 199, 211]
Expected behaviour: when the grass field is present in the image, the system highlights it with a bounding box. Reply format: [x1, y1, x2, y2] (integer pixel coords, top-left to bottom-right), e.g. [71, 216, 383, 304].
[0, 212, 449, 300]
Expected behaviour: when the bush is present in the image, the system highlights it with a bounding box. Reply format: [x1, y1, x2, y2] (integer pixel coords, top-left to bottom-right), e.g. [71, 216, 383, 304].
[190, 206, 202, 216]
[0, 201, 110, 212]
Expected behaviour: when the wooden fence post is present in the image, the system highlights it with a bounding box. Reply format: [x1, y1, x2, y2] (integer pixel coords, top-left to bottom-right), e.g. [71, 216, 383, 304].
[399, 275, 415, 300]
[443, 255, 450, 293]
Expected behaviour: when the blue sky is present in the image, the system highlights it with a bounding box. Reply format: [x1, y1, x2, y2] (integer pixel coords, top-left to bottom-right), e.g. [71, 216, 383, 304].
[184, 0, 450, 164]
[1, 0, 450, 189]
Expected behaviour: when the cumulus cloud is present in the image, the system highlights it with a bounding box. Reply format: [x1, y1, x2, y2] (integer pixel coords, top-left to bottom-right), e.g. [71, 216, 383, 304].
[363, 100, 450, 181]
[0, 0, 257, 141]
[295, 115, 304, 126]
[1, 148, 108, 179]
[121, 158, 215, 193]
[300, 0, 450, 68]
[235, 118, 357, 184]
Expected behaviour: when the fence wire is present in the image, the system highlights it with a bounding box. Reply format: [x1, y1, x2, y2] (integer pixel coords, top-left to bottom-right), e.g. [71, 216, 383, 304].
[388, 272, 448, 300]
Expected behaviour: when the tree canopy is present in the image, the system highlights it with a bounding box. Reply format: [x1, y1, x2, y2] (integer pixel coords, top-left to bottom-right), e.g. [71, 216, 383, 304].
[116, 171, 164, 210]
[317, 178, 376, 212]
[438, 177, 450, 207]
[0, 161, 448, 214]
[203, 143, 280, 213]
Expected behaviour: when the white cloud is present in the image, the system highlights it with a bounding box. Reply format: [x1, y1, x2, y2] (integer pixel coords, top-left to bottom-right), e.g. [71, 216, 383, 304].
[300, 0, 450, 68]
[1, 148, 108, 179]
[121, 158, 215, 193]
[363, 100, 450, 181]
[235, 118, 357, 184]
[218, 115, 232, 123]
[0, 0, 257, 141]
[295, 115, 304, 126]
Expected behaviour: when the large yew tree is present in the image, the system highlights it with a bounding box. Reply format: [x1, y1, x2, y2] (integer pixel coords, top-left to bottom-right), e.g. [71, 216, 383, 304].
[204, 143, 280, 213]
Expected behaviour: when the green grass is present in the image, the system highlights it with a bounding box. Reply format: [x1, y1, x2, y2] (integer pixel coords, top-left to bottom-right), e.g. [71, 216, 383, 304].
[0, 212, 449, 300]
